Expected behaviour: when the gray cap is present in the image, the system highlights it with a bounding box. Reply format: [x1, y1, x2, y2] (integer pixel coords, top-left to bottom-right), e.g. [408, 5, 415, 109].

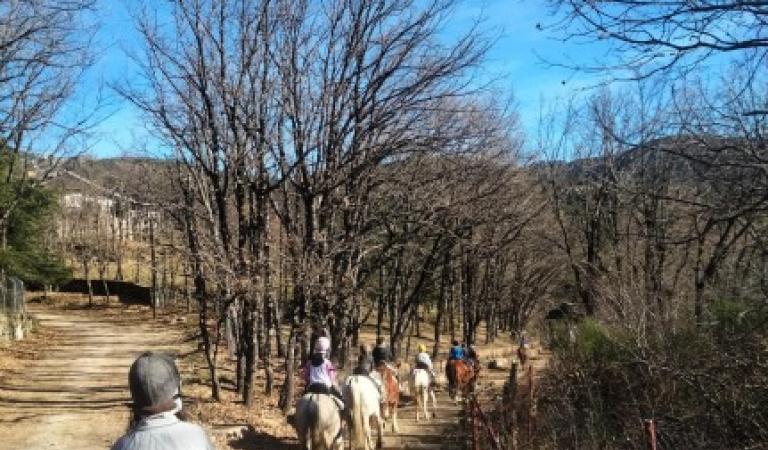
[129, 351, 180, 411]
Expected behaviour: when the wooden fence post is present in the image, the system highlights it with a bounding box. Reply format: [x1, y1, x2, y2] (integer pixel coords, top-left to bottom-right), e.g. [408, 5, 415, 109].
[506, 362, 518, 450]
[472, 400, 480, 450]
[528, 364, 534, 439]
[644, 419, 657, 450]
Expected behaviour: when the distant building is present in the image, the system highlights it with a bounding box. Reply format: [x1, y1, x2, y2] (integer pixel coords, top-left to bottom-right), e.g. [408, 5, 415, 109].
[57, 188, 160, 243]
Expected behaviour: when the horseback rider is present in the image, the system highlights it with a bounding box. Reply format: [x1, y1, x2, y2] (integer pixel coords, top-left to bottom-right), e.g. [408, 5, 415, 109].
[111, 352, 214, 450]
[465, 344, 479, 370]
[352, 343, 385, 399]
[370, 336, 402, 400]
[353, 344, 374, 375]
[414, 343, 436, 387]
[519, 331, 529, 349]
[448, 339, 465, 361]
[372, 337, 391, 367]
[308, 324, 329, 359]
[517, 331, 530, 366]
[372, 337, 399, 376]
[302, 336, 344, 405]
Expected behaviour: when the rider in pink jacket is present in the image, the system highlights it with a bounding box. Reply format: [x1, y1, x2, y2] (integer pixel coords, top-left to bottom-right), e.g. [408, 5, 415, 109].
[302, 336, 343, 401]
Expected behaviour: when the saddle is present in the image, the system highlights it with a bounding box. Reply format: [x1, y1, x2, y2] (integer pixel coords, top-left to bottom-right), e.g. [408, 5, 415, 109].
[305, 383, 345, 411]
[415, 361, 430, 370]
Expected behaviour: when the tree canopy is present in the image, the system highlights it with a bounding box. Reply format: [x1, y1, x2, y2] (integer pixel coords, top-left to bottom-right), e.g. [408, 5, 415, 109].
[0, 154, 69, 286]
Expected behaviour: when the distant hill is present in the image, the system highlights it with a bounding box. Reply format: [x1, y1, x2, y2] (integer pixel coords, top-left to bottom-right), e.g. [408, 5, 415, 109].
[537, 134, 764, 184]
[46, 156, 177, 205]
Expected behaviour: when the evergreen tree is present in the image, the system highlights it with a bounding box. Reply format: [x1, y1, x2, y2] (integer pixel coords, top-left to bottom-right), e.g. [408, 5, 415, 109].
[0, 153, 70, 286]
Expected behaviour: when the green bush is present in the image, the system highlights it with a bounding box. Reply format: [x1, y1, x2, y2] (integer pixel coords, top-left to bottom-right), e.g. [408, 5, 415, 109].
[0, 153, 70, 286]
[534, 315, 768, 450]
[572, 318, 620, 359]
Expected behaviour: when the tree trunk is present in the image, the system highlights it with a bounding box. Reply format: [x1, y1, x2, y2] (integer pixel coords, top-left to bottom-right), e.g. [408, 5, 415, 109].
[149, 217, 158, 319]
[102, 278, 110, 304]
[433, 254, 448, 359]
[377, 265, 385, 340]
[84, 260, 93, 307]
[243, 299, 258, 406]
[200, 296, 221, 401]
[116, 214, 124, 281]
[449, 262, 456, 341]
[182, 181, 219, 401]
[279, 333, 295, 415]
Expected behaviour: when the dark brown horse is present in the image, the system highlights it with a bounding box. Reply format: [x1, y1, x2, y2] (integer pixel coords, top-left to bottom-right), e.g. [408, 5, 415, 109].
[445, 359, 478, 402]
[517, 344, 529, 367]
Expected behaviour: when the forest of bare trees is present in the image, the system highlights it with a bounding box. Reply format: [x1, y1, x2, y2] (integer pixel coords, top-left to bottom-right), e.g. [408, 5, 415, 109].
[523, 3, 768, 448]
[113, 0, 549, 408]
[108, 5, 768, 444]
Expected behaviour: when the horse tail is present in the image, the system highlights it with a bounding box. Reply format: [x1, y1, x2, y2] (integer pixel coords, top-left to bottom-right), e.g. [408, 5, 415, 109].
[446, 360, 457, 386]
[350, 378, 367, 450]
[415, 371, 426, 403]
[305, 428, 313, 450]
[421, 380, 429, 415]
[302, 397, 320, 450]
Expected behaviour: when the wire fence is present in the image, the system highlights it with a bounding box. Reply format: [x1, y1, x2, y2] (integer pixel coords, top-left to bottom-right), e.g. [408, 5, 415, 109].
[0, 274, 25, 315]
[0, 274, 26, 341]
[465, 363, 536, 450]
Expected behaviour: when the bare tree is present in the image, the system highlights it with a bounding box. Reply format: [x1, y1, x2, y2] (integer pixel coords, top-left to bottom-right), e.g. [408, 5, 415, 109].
[270, 0, 490, 364]
[544, 1, 768, 81]
[0, 0, 97, 246]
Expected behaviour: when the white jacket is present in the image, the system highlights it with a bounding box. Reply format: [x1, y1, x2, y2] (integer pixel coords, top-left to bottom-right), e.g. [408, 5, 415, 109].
[416, 351, 433, 369]
[110, 412, 215, 450]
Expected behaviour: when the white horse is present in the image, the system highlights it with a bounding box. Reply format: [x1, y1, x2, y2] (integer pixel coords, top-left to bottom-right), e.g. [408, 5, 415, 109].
[343, 375, 384, 450]
[295, 393, 344, 450]
[410, 368, 436, 421]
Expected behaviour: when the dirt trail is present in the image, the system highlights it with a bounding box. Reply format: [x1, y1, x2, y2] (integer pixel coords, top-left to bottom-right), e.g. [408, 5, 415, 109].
[0, 303, 186, 450]
[379, 375, 464, 450]
[376, 344, 550, 450]
[0, 301, 549, 450]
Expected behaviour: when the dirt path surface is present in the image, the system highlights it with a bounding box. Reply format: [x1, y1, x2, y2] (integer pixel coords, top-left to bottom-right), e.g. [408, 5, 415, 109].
[378, 346, 550, 450]
[0, 299, 549, 450]
[380, 385, 464, 450]
[0, 303, 186, 450]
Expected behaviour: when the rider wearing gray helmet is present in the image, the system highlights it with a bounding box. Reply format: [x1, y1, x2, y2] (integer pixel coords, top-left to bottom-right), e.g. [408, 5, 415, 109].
[110, 351, 214, 450]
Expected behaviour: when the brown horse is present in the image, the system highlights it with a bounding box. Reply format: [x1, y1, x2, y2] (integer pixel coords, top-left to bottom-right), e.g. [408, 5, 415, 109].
[373, 363, 400, 433]
[517, 344, 529, 367]
[445, 359, 478, 402]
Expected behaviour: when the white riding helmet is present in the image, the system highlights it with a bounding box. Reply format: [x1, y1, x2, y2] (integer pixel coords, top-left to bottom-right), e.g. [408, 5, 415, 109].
[314, 336, 331, 354]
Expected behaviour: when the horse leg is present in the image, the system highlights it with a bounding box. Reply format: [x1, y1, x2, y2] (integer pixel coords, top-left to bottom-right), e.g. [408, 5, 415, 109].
[364, 415, 373, 450]
[391, 404, 400, 433]
[422, 388, 429, 422]
[379, 402, 388, 431]
[328, 429, 341, 450]
[304, 428, 313, 450]
[430, 387, 437, 416]
[411, 386, 421, 422]
[375, 414, 384, 450]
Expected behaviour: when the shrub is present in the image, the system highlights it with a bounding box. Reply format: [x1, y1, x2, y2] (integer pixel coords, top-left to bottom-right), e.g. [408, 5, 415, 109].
[533, 313, 768, 450]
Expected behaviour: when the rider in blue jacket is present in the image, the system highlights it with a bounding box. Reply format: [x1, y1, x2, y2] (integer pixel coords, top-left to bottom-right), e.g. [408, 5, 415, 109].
[448, 340, 465, 361]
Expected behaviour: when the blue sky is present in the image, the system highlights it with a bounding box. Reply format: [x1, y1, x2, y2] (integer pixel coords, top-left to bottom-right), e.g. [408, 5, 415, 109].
[83, 0, 606, 158]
